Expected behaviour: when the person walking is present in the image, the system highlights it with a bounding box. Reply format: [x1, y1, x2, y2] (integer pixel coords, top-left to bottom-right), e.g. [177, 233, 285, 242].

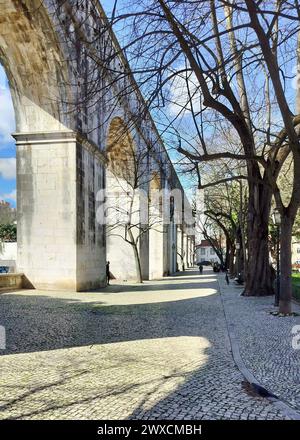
[106, 261, 110, 285]
[199, 264, 203, 274]
[225, 269, 229, 285]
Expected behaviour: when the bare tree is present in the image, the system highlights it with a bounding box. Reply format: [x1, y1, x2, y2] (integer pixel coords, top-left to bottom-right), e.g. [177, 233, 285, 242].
[102, 0, 300, 313]
[105, 120, 166, 283]
[40, 1, 300, 312]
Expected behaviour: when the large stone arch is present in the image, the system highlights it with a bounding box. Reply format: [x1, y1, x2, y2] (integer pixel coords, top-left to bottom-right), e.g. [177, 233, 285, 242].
[0, 0, 69, 132]
[106, 117, 136, 184]
[105, 116, 148, 281]
[0, 1, 107, 290]
[148, 174, 181, 278]
[148, 171, 165, 279]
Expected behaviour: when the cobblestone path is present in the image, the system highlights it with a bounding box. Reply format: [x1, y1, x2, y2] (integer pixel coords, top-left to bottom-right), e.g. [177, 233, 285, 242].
[219, 274, 300, 412]
[0, 270, 288, 419]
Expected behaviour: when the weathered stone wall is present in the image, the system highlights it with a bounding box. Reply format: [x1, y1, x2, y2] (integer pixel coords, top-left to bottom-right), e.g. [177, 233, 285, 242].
[0, 273, 23, 290]
[0, 0, 69, 132]
[177, 226, 184, 271]
[15, 132, 78, 290]
[0, 242, 17, 272]
[76, 142, 106, 290]
[0, 0, 194, 289]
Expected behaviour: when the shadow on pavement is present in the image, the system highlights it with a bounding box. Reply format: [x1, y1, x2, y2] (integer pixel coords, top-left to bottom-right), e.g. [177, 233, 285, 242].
[0, 269, 279, 421]
[0, 270, 219, 355]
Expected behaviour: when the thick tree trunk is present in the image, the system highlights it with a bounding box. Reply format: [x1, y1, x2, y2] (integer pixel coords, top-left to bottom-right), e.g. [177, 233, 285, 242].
[225, 238, 235, 272]
[132, 242, 143, 283]
[244, 184, 274, 296]
[279, 215, 293, 314]
[235, 226, 244, 278]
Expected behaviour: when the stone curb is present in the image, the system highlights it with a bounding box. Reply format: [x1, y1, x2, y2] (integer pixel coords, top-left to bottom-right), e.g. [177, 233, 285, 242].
[217, 277, 300, 421]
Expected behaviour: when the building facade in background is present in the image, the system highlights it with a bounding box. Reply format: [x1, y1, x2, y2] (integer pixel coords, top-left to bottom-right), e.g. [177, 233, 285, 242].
[195, 240, 220, 264]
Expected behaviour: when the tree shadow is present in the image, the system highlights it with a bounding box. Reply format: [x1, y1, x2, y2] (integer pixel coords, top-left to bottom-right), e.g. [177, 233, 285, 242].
[0, 272, 273, 420]
[0, 342, 216, 420]
[101, 269, 217, 293]
[103, 281, 217, 293]
[0, 287, 218, 355]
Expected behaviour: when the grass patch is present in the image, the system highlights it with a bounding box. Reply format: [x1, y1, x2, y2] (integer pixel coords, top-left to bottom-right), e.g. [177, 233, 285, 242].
[292, 274, 300, 301]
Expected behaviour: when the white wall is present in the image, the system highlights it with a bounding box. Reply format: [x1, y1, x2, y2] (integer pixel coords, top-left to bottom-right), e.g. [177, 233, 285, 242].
[196, 246, 219, 263]
[292, 241, 300, 264]
[16, 134, 106, 291]
[0, 242, 17, 272]
[195, 189, 205, 245]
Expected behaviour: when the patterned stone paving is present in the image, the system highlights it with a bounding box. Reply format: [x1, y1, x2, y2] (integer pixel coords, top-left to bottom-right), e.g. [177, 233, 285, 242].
[219, 274, 300, 412]
[0, 270, 288, 419]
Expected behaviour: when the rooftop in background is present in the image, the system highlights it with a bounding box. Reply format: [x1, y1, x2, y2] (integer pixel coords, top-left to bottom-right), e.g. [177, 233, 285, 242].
[196, 239, 218, 248]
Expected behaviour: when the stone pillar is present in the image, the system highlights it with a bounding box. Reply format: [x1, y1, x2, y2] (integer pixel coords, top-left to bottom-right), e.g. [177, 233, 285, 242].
[162, 224, 169, 276]
[140, 229, 149, 281]
[148, 173, 164, 280]
[168, 220, 177, 275]
[172, 221, 177, 274]
[149, 223, 164, 280]
[106, 171, 142, 282]
[187, 236, 194, 267]
[15, 131, 106, 291]
[149, 194, 167, 280]
[190, 238, 195, 266]
[106, 231, 139, 281]
[182, 232, 188, 270]
[176, 225, 183, 271]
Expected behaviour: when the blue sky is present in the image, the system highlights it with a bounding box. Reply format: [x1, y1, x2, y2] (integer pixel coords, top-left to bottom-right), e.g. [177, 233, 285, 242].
[1, 2, 297, 208]
[7, 2, 295, 206]
[0, 64, 16, 206]
[101, 0, 116, 15]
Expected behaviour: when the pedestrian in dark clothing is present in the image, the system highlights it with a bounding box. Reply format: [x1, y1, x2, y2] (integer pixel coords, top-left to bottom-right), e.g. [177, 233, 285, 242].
[225, 270, 229, 285]
[106, 261, 110, 285]
[199, 264, 203, 274]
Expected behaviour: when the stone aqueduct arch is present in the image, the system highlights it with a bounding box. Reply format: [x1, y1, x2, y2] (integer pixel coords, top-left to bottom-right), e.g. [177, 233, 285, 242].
[106, 117, 135, 183]
[105, 116, 146, 281]
[0, 0, 194, 290]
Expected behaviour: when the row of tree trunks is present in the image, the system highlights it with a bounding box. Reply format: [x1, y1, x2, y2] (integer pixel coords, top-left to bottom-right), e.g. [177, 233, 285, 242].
[244, 182, 274, 296]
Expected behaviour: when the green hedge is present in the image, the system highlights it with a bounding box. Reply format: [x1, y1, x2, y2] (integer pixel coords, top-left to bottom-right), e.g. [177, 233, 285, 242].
[0, 224, 17, 242]
[292, 285, 300, 301]
[292, 274, 300, 301]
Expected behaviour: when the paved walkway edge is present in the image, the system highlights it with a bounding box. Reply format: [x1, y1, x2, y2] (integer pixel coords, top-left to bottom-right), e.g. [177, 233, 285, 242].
[217, 278, 300, 421]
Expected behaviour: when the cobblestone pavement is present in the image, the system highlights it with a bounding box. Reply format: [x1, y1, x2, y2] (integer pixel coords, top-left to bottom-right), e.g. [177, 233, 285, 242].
[0, 270, 288, 420]
[219, 274, 300, 412]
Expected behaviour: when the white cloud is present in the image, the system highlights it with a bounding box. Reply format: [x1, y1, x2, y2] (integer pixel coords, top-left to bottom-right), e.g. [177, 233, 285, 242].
[0, 158, 16, 180]
[0, 189, 16, 202]
[0, 65, 15, 146]
[168, 70, 203, 117]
